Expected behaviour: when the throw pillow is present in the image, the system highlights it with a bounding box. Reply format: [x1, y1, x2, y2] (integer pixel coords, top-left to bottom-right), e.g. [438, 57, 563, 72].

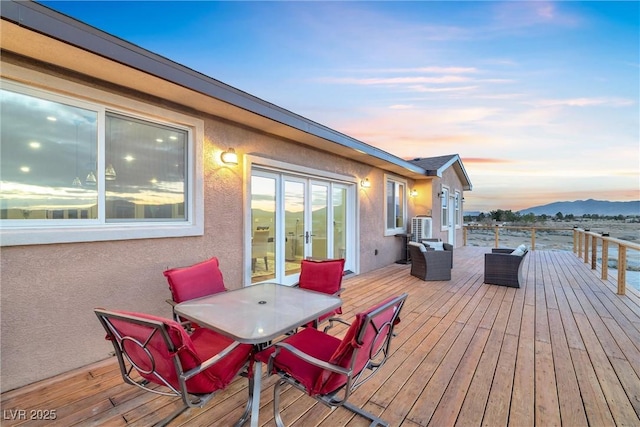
[424, 241, 445, 251]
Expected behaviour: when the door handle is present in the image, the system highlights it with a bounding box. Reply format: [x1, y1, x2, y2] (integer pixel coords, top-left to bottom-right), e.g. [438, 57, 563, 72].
[305, 231, 316, 243]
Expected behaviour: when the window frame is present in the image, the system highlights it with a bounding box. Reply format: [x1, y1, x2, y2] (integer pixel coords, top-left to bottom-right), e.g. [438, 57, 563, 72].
[383, 174, 408, 236]
[0, 79, 204, 246]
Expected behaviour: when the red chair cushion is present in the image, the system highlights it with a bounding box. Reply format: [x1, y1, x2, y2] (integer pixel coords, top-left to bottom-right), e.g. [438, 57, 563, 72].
[299, 259, 345, 294]
[299, 259, 345, 319]
[164, 257, 226, 303]
[108, 310, 251, 394]
[255, 327, 341, 394]
[318, 295, 400, 394]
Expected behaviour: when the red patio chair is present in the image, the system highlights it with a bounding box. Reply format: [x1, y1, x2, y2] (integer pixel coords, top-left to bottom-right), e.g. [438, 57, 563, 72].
[94, 308, 253, 426]
[297, 258, 345, 328]
[255, 293, 407, 427]
[163, 257, 227, 327]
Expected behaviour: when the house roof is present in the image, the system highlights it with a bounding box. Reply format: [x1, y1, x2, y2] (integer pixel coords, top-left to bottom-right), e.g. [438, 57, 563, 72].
[1, 0, 433, 180]
[410, 154, 473, 191]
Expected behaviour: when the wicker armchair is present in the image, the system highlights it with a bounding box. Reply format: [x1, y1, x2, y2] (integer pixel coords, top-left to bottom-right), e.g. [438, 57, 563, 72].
[421, 238, 454, 268]
[484, 246, 528, 288]
[408, 242, 452, 281]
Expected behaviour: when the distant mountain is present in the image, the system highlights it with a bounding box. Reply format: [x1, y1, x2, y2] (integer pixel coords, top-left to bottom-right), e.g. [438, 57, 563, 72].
[519, 199, 640, 216]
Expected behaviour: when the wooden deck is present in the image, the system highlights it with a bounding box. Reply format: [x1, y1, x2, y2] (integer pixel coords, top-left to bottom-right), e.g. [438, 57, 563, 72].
[3, 247, 640, 426]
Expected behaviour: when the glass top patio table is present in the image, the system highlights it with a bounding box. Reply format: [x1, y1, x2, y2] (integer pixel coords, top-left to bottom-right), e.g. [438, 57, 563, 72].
[174, 282, 342, 344]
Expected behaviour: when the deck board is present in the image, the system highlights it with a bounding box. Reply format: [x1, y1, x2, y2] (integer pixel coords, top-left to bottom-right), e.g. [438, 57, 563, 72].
[2, 247, 640, 427]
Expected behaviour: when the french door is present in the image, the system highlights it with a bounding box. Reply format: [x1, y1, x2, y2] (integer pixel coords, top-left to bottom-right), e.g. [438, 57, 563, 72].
[249, 169, 354, 285]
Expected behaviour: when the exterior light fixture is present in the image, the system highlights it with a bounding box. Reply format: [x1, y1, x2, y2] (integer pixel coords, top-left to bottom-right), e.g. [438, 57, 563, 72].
[410, 189, 418, 197]
[221, 148, 238, 165]
[85, 171, 97, 186]
[105, 164, 117, 181]
[360, 178, 371, 188]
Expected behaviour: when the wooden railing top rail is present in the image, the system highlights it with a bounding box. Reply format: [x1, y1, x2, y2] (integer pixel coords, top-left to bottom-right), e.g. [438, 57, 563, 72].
[578, 228, 640, 251]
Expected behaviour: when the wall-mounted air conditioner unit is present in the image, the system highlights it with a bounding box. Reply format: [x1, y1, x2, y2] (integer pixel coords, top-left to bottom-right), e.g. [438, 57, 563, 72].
[411, 217, 432, 242]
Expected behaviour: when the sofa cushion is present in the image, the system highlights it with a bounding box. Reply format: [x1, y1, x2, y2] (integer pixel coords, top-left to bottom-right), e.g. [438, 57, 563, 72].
[424, 241, 445, 251]
[511, 244, 527, 256]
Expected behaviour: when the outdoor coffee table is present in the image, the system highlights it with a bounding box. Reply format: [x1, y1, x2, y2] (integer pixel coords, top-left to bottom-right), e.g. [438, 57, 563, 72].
[174, 282, 342, 427]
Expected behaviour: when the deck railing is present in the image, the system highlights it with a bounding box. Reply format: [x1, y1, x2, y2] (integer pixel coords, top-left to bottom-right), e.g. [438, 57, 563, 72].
[463, 225, 640, 295]
[573, 228, 640, 295]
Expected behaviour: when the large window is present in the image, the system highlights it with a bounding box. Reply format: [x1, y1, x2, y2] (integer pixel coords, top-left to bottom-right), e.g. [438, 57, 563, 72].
[0, 80, 202, 245]
[441, 187, 450, 228]
[454, 191, 461, 227]
[384, 175, 407, 235]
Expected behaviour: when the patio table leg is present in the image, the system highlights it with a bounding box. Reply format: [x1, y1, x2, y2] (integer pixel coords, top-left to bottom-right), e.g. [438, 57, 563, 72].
[250, 360, 262, 427]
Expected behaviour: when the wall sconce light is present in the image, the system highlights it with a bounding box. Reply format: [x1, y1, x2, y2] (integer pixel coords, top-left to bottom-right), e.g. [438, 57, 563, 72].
[410, 189, 418, 197]
[105, 164, 117, 181]
[360, 178, 371, 188]
[220, 148, 238, 165]
[437, 191, 443, 199]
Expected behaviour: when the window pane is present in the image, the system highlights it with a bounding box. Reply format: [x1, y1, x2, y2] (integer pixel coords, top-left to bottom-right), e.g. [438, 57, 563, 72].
[396, 183, 405, 228]
[333, 187, 347, 259]
[386, 180, 395, 229]
[105, 113, 186, 221]
[0, 89, 98, 220]
[251, 175, 276, 283]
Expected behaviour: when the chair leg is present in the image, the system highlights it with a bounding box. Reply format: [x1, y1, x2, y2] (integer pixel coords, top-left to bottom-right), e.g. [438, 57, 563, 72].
[234, 370, 254, 427]
[342, 401, 389, 427]
[273, 378, 286, 427]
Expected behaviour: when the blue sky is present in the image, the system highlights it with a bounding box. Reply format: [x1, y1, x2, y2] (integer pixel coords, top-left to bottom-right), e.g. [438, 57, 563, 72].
[39, 1, 639, 212]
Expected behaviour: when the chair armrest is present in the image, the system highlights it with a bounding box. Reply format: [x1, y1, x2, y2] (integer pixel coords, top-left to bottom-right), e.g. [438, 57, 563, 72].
[181, 341, 243, 381]
[270, 342, 351, 377]
[165, 298, 177, 307]
[443, 243, 454, 251]
[491, 248, 514, 254]
[323, 316, 351, 333]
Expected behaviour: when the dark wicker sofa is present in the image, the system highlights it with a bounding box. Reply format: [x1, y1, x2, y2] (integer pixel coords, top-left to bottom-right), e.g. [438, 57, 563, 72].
[483, 245, 528, 288]
[408, 242, 453, 281]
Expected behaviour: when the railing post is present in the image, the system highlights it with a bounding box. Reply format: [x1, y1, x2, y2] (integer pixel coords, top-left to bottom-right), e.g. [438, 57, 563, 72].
[601, 237, 609, 280]
[577, 230, 583, 258]
[617, 245, 627, 295]
[591, 233, 598, 270]
[531, 228, 536, 251]
[573, 227, 578, 253]
[583, 230, 590, 264]
[494, 226, 499, 248]
[463, 227, 467, 246]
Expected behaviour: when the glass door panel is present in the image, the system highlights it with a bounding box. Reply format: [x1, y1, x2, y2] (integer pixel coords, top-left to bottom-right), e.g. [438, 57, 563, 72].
[249, 168, 356, 285]
[310, 183, 329, 259]
[332, 186, 347, 259]
[284, 179, 305, 279]
[250, 175, 276, 284]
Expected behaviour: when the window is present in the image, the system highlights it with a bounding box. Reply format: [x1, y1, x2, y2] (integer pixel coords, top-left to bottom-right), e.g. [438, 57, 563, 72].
[105, 113, 187, 221]
[454, 191, 461, 227]
[441, 187, 450, 228]
[0, 80, 203, 245]
[384, 175, 407, 235]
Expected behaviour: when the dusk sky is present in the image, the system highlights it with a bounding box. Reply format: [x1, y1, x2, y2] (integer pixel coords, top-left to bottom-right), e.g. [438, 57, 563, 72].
[39, 1, 639, 212]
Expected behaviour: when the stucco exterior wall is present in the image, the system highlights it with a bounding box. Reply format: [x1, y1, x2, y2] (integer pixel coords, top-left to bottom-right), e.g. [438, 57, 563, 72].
[0, 61, 416, 391]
